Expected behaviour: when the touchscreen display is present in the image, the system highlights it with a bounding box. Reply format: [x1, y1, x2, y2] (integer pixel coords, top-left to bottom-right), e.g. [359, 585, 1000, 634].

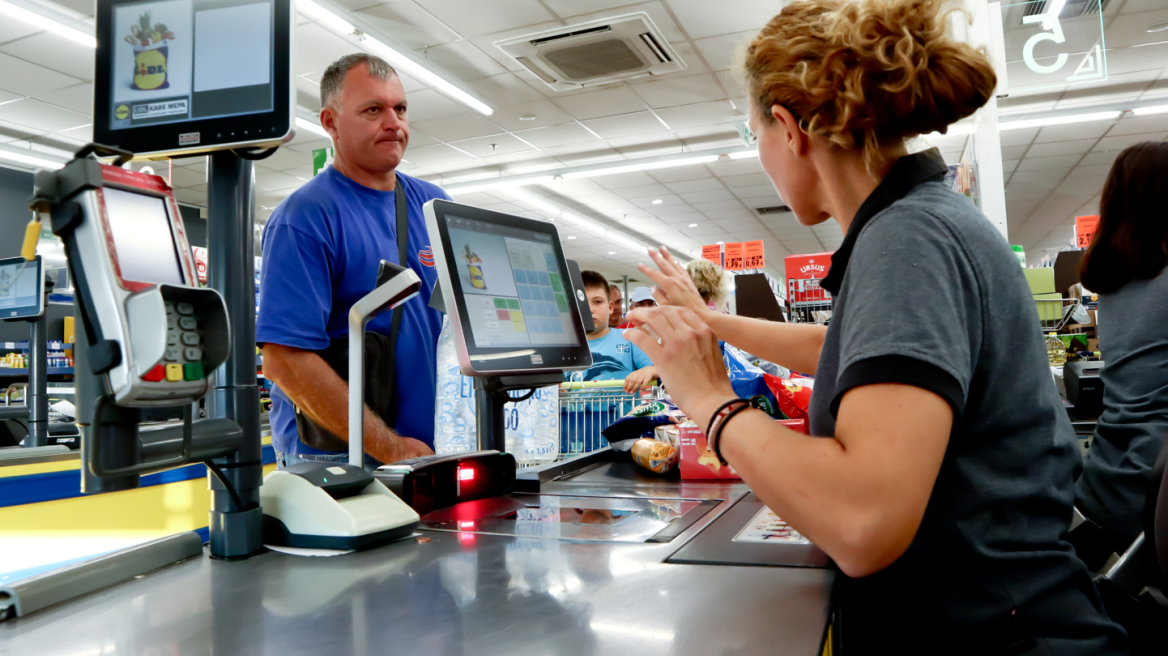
[447, 216, 580, 349]
[108, 0, 274, 132]
[0, 259, 41, 317]
[103, 188, 185, 285]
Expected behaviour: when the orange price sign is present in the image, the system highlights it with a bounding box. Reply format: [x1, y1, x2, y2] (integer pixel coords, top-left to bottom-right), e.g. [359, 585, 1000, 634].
[1075, 215, 1099, 249]
[701, 244, 722, 266]
[724, 242, 744, 271]
[743, 240, 765, 269]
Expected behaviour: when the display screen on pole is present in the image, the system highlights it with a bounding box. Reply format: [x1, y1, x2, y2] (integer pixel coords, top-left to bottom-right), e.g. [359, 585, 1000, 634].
[425, 199, 592, 375]
[94, 0, 293, 157]
[103, 187, 185, 285]
[0, 256, 44, 319]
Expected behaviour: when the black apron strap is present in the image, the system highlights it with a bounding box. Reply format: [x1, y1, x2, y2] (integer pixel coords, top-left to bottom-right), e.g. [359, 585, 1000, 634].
[384, 174, 408, 427]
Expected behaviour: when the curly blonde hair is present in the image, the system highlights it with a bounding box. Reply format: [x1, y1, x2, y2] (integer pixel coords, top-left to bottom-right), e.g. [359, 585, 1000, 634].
[687, 260, 730, 309]
[742, 0, 996, 173]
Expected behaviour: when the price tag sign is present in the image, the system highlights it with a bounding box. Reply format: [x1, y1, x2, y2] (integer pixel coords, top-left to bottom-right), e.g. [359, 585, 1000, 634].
[1075, 215, 1099, 248]
[701, 244, 722, 266]
[724, 242, 744, 271]
[743, 240, 765, 269]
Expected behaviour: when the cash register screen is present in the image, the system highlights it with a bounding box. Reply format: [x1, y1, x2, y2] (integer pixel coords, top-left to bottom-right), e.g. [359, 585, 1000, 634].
[0, 256, 43, 319]
[447, 216, 580, 348]
[103, 188, 184, 285]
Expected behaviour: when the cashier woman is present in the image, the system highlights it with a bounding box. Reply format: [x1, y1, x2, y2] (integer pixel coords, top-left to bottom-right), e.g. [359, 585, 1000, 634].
[625, 0, 1128, 653]
[258, 54, 447, 468]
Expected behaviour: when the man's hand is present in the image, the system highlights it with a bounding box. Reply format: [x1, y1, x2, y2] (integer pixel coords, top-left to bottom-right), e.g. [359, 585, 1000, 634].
[624, 366, 659, 393]
[369, 436, 433, 465]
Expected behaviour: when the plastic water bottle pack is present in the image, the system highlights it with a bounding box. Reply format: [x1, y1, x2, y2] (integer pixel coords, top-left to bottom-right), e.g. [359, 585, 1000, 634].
[433, 317, 559, 465]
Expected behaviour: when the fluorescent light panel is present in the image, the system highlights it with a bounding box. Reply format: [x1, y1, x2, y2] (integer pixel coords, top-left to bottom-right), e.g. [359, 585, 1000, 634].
[295, 117, 331, 139]
[1133, 104, 1168, 116]
[298, 0, 493, 116]
[998, 111, 1121, 131]
[0, 0, 95, 48]
[0, 147, 65, 170]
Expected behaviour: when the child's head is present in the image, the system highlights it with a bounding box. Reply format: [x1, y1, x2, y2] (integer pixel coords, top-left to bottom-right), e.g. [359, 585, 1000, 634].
[580, 270, 611, 334]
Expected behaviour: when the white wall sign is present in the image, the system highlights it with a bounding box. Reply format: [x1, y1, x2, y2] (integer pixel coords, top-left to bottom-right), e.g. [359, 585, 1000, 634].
[1000, 0, 1107, 93]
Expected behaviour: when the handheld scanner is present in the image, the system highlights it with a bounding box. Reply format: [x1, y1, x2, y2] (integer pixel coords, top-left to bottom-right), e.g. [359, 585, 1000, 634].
[33, 156, 229, 406]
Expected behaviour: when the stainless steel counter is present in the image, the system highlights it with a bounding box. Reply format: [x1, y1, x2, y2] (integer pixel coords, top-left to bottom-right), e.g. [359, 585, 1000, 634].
[0, 458, 835, 655]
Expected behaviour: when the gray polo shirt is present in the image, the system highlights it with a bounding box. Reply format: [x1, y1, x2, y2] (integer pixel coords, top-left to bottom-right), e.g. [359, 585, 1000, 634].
[1076, 269, 1168, 545]
[811, 150, 1125, 654]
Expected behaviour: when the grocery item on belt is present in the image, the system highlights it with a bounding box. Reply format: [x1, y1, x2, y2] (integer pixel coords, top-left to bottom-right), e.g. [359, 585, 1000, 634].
[764, 373, 815, 421]
[601, 399, 687, 452]
[630, 437, 679, 474]
[723, 342, 781, 418]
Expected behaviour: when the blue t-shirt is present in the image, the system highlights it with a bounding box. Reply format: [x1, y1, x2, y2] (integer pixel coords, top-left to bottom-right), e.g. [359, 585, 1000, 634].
[257, 166, 449, 455]
[575, 329, 653, 381]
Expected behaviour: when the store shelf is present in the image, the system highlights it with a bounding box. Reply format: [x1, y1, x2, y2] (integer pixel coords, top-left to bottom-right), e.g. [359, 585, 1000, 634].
[0, 368, 75, 378]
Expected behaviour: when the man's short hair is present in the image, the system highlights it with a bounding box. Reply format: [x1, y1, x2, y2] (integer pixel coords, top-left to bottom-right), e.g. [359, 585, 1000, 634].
[580, 270, 609, 293]
[608, 283, 622, 299]
[319, 53, 397, 111]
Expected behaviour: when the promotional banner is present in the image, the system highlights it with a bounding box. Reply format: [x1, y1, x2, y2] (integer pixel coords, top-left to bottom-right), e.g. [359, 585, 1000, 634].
[1075, 215, 1099, 249]
[743, 240, 765, 269]
[724, 242, 744, 271]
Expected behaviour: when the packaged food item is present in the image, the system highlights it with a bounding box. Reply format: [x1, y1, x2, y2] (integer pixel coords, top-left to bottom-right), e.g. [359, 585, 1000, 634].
[679, 418, 807, 480]
[630, 438, 679, 474]
[723, 343, 780, 417]
[764, 374, 815, 421]
[601, 399, 687, 452]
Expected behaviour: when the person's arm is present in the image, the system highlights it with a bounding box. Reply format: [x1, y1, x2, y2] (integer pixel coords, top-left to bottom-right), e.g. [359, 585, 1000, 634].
[625, 306, 951, 577]
[636, 247, 825, 374]
[263, 344, 432, 463]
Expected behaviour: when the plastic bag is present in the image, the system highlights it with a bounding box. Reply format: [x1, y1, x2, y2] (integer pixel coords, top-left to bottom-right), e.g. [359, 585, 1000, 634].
[722, 342, 780, 417]
[433, 317, 559, 465]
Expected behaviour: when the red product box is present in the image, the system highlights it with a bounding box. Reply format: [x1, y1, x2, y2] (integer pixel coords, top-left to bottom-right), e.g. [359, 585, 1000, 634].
[679, 419, 808, 479]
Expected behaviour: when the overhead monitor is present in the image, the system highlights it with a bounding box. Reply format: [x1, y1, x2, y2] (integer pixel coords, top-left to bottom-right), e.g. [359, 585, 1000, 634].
[424, 200, 592, 376]
[0, 256, 45, 320]
[94, 0, 294, 158]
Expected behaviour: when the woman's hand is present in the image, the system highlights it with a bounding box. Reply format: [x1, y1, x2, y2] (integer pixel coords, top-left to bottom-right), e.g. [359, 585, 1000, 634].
[623, 306, 736, 427]
[637, 247, 709, 317]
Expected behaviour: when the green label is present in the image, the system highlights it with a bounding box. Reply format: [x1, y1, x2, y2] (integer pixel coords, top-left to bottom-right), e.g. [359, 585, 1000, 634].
[312, 147, 335, 176]
[630, 402, 665, 417]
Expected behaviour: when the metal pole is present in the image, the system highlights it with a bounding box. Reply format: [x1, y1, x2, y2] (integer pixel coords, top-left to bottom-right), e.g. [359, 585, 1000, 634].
[622, 274, 629, 321]
[205, 151, 263, 559]
[25, 291, 49, 447]
[348, 314, 364, 468]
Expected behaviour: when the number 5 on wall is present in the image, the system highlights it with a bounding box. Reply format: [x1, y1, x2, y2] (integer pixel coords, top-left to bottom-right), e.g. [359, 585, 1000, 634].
[1022, 11, 1069, 74]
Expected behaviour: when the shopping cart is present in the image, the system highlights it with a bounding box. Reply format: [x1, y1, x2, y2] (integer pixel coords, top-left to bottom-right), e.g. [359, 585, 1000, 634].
[558, 380, 657, 460]
[1034, 297, 1084, 332]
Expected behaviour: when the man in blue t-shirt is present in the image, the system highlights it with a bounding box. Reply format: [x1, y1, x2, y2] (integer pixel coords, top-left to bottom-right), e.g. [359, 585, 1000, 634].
[258, 53, 446, 468]
[574, 270, 658, 393]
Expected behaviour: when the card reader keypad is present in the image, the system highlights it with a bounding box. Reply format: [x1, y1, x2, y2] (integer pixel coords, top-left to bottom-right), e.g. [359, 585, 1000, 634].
[143, 301, 206, 383]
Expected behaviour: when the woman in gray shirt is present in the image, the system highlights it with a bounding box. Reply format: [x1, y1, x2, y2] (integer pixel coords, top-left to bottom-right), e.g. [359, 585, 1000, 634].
[1073, 142, 1168, 567]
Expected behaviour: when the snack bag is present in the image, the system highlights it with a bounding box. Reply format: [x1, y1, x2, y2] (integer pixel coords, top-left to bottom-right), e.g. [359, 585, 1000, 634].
[679, 419, 808, 479]
[601, 399, 687, 452]
[630, 438, 679, 474]
[722, 343, 780, 418]
[764, 374, 815, 422]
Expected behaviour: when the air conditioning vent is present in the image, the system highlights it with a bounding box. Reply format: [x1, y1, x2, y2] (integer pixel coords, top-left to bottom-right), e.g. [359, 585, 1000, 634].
[755, 205, 792, 215]
[496, 12, 685, 91]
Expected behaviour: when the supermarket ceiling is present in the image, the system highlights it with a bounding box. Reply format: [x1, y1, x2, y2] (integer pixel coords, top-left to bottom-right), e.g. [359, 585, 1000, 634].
[0, 0, 1166, 279]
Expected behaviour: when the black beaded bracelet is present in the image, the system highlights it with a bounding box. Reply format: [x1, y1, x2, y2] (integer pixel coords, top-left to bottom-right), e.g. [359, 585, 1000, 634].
[706, 398, 750, 466]
[712, 403, 753, 466]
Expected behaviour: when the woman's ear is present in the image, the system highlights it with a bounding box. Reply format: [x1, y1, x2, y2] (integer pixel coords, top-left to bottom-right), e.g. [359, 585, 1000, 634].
[771, 104, 805, 157]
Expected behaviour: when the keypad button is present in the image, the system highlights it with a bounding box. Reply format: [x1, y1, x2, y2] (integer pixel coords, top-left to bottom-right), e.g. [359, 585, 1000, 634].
[167, 316, 177, 330]
[165, 363, 183, 382]
[183, 362, 204, 381]
[184, 347, 202, 361]
[164, 301, 175, 314]
[167, 333, 178, 346]
[142, 364, 165, 382]
[181, 332, 199, 346]
[179, 317, 197, 330]
[165, 346, 181, 361]
[176, 302, 194, 316]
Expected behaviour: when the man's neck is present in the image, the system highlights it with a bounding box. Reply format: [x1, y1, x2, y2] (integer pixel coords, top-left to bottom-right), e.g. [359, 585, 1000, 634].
[588, 324, 611, 341]
[331, 151, 397, 192]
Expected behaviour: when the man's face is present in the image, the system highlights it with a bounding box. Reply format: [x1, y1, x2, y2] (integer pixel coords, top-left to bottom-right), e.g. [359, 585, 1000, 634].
[587, 286, 612, 334]
[320, 64, 409, 174]
[630, 299, 657, 310]
[608, 287, 623, 327]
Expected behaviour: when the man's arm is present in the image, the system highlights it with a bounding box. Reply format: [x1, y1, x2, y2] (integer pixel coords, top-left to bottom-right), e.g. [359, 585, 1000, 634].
[263, 343, 432, 463]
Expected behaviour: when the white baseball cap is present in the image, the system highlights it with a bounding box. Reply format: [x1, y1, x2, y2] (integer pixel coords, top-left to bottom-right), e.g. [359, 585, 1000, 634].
[629, 286, 656, 304]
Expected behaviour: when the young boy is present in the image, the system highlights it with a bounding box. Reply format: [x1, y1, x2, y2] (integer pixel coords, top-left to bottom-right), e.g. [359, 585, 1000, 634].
[577, 271, 658, 393]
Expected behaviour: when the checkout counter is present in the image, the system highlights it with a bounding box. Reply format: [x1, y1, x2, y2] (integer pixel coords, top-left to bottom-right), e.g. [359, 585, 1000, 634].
[0, 173, 835, 654]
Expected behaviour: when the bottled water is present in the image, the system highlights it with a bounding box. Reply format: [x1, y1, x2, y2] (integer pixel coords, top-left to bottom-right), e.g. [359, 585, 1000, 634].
[433, 316, 559, 465]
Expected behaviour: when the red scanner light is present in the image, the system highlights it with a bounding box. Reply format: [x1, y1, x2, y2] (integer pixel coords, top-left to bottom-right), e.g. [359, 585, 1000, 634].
[458, 466, 475, 482]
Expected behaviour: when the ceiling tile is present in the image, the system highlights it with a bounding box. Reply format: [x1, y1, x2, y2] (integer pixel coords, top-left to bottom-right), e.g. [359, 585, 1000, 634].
[449, 133, 536, 158]
[692, 30, 756, 72]
[692, 198, 747, 212]
[1013, 154, 1082, 171]
[514, 122, 598, 149]
[402, 143, 474, 167]
[1078, 151, 1121, 167]
[605, 134, 685, 158]
[168, 166, 206, 188]
[295, 24, 362, 77]
[679, 188, 736, 203]
[0, 99, 88, 132]
[664, 178, 724, 194]
[352, 1, 461, 50]
[0, 33, 93, 81]
[413, 40, 508, 82]
[1000, 144, 1031, 160]
[545, 144, 624, 165]
[255, 171, 304, 192]
[1023, 138, 1097, 158]
[414, 0, 557, 38]
[1067, 163, 1112, 179]
[655, 100, 737, 130]
[707, 158, 764, 177]
[998, 127, 1039, 147]
[669, 1, 781, 40]
[647, 165, 716, 183]
[614, 183, 671, 199]
[1033, 121, 1113, 144]
[31, 83, 93, 115]
[1107, 112, 1168, 136]
[1010, 169, 1070, 183]
[581, 111, 668, 139]
[412, 113, 504, 142]
[1003, 160, 1018, 173]
[716, 172, 771, 188]
[0, 53, 80, 97]
[402, 89, 472, 121]
[632, 73, 727, 109]
[173, 188, 207, 205]
[552, 86, 648, 121]
[1091, 132, 1168, 153]
[489, 99, 574, 131]
[464, 73, 546, 107]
